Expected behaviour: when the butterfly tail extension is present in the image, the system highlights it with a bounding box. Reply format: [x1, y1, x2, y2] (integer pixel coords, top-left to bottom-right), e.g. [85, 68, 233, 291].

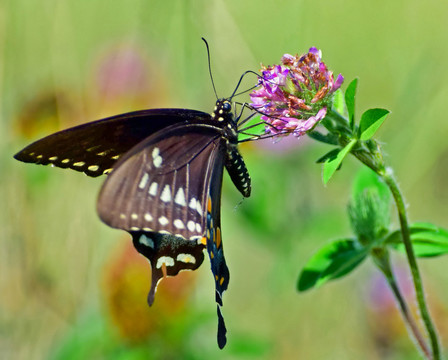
[217, 305, 227, 349]
[131, 231, 205, 306]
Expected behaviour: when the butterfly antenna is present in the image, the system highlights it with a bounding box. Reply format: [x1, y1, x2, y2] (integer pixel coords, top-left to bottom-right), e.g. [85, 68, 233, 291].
[202, 37, 219, 100]
[230, 70, 262, 100]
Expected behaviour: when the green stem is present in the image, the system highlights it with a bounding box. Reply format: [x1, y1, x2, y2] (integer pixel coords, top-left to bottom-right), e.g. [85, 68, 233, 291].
[381, 170, 441, 360]
[388, 271, 432, 358]
[372, 250, 432, 358]
[329, 110, 441, 358]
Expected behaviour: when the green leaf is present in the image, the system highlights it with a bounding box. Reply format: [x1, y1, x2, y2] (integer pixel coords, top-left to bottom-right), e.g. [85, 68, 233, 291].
[348, 192, 391, 245]
[385, 222, 446, 244]
[409, 221, 442, 233]
[320, 116, 336, 133]
[351, 167, 389, 202]
[358, 108, 389, 140]
[385, 223, 448, 257]
[307, 130, 339, 145]
[316, 148, 340, 164]
[349, 168, 391, 245]
[345, 78, 358, 129]
[351, 168, 391, 221]
[297, 239, 368, 292]
[395, 232, 448, 257]
[332, 89, 345, 115]
[322, 139, 356, 184]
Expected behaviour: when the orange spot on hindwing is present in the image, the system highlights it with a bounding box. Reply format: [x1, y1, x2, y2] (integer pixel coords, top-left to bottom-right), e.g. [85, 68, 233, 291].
[216, 227, 221, 248]
[207, 197, 212, 213]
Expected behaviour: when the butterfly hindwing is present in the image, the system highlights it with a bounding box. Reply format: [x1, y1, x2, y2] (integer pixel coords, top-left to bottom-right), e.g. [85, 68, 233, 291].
[97, 121, 232, 347]
[97, 123, 229, 305]
[14, 108, 210, 177]
[204, 145, 231, 349]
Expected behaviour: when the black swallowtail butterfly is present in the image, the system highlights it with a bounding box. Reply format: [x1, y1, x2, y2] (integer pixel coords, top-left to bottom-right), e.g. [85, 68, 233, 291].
[14, 95, 257, 348]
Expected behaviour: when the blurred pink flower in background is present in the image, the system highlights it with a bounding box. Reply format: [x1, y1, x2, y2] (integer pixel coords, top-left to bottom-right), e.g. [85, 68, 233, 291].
[91, 42, 168, 114]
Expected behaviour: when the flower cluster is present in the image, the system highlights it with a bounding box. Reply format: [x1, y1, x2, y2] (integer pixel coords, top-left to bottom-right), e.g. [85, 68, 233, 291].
[250, 47, 344, 137]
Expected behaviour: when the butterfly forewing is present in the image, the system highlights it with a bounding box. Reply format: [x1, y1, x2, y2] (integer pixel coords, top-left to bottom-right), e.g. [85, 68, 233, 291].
[97, 123, 222, 238]
[14, 108, 211, 177]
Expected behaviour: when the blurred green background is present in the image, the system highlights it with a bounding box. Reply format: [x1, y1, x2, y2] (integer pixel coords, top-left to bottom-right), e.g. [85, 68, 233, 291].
[2, 0, 448, 359]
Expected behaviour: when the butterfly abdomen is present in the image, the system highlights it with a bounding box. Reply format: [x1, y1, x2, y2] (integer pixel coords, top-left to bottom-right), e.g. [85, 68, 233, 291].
[225, 146, 251, 198]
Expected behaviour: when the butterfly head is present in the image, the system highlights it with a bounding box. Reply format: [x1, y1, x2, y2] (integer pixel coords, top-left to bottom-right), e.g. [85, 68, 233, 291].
[211, 99, 241, 148]
[211, 99, 234, 123]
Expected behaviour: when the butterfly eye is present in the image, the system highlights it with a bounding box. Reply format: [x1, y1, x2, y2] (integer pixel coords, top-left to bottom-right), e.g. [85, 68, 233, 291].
[222, 101, 231, 112]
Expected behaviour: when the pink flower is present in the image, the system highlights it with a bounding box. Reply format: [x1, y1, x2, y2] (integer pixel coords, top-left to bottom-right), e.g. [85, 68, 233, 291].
[250, 47, 344, 138]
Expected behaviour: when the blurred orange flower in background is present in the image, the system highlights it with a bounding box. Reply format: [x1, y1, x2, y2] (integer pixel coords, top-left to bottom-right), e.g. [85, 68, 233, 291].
[15, 91, 79, 140]
[102, 236, 199, 344]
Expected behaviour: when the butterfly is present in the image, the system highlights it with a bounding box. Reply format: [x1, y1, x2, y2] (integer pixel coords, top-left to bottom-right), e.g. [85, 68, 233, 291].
[13, 92, 264, 348]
